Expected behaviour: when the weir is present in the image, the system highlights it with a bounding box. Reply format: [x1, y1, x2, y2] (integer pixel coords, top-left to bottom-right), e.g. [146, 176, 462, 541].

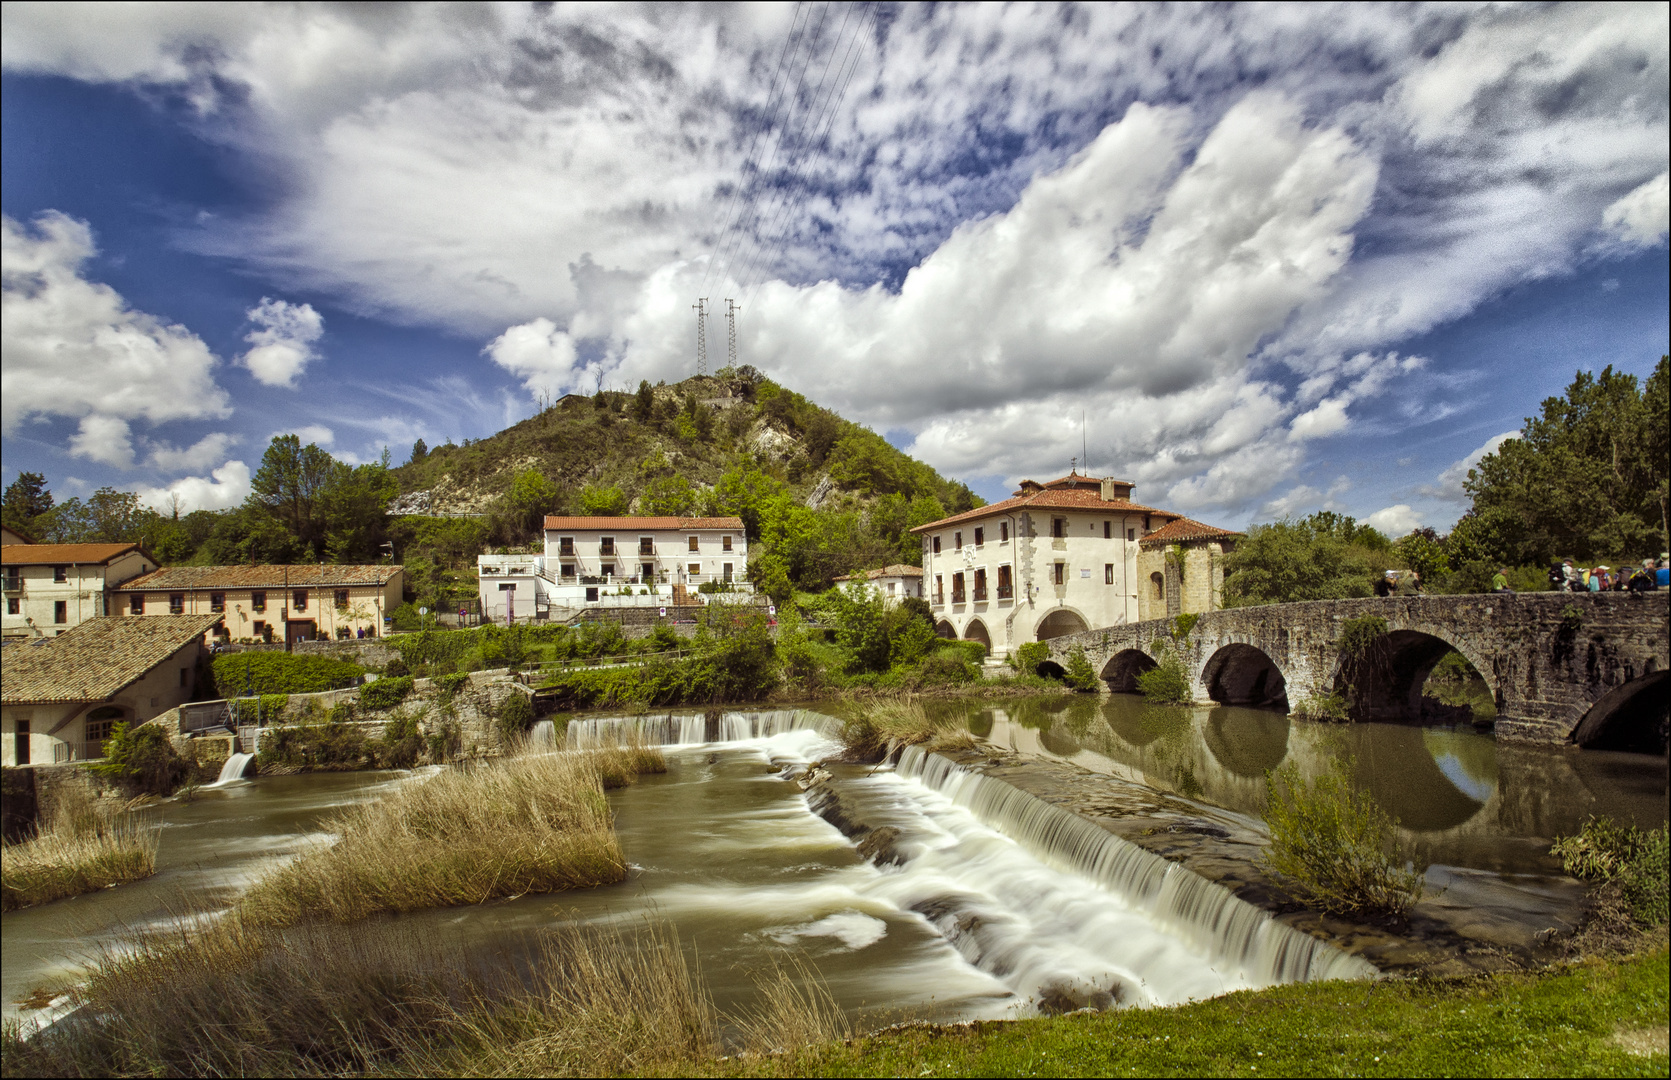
[209, 752, 256, 787]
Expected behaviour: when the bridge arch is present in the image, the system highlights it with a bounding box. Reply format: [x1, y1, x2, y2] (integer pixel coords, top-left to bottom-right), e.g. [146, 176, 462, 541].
[1101, 649, 1158, 694]
[1202, 643, 1289, 709]
[1336, 628, 1497, 724]
[1571, 669, 1669, 754]
[963, 618, 992, 655]
[1036, 608, 1091, 641]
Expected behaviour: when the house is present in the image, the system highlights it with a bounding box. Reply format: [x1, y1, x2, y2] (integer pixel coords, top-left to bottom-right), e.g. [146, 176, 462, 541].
[832, 564, 925, 602]
[911, 473, 1240, 657]
[1, 612, 222, 765]
[478, 515, 751, 623]
[2, 543, 160, 640]
[1, 524, 37, 545]
[117, 564, 403, 645]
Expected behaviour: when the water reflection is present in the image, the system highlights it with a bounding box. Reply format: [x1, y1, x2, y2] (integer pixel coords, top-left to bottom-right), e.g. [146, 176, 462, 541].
[930, 695, 1668, 874]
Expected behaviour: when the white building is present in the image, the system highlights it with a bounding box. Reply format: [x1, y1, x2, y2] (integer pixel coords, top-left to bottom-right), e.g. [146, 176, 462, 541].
[912, 473, 1239, 657]
[832, 564, 924, 602]
[2, 543, 159, 641]
[477, 515, 752, 623]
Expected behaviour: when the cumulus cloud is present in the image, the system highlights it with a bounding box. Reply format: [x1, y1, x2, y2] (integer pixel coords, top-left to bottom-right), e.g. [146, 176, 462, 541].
[1420, 430, 1522, 503]
[1601, 171, 1670, 249]
[146, 431, 240, 472]
[271, 424, 334, 447]
[484, 318, 583, 400]
[240, 297, 323, 387]
[1, 211, 231, 461]
[136, 459, 252, 513]
[1366, 504, 1422, 536]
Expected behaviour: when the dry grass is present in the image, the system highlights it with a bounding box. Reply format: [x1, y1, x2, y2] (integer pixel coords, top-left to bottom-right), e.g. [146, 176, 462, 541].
[0, 786, 157, 911]
[239, 744, 663, 925]
[572, 729, 669, 790]
[734, 956, 852, 1055]
[838, 701, 977, 761]
[0, 913, 843, 1078]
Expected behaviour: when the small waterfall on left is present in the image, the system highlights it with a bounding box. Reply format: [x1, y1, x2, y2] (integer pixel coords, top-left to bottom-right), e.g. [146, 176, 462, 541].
[528, 720, 556, 748]
[210, 752, 255, 787]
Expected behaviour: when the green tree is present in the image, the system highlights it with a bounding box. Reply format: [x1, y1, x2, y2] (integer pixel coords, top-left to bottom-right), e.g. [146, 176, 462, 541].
[1394, 527, 1450, 581]
[1223, 514, 1388, 606]
[249, 435, 342, 559]
[633, 380, 655, 423]
[578, 484, 628, 516]
[641, 476, 696, 517]
[1, 472, 53, 535]
[502, 469, 559, 538]
[325, 463, 398, 562]
[410, 438, 427, 463]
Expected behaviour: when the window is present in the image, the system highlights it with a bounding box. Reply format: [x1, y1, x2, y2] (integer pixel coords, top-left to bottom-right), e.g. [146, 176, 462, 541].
[934, 574, 944, 603]
[932, 536, 942, 554]
[1143, 514, 1152, 531]
[86, 707, 120, 751]
[586, 586, 600, 602]
[688, 562, 701, 575]
[559, 537, 575, 557]
[997, 565, 1013, 599]
[1103, 521, 1112, 539]
[251, 591, 266, 612]
[1000, 521, 1009, 542]
[1152, 572, 1165, 599]
[1127, 528, 1136, 541]
[973, 568, 988, 601]
[129, 594, 143, 615]
[293, 590, 308, 611]
[601, 563, 616, 577]
[253, 620, 267, 639]
[335, 589, 350, 610]
[640, 563, 654, 582]
[722, 562, 734, 582]
[688, 535, 700, 552]
[53, 565, 68, 582]
[952, 572, 966, 603]
[210, 592, 226, 613]
[888, 582, 897, 595]
[974, 527, 984, 548]
[6, 598, 17, 615]
[1105, 564, 1115, 585]
[955, 531, 963, 549]
[169, 594, 184, 614]
[1052, 518, 1067, 538]
[600, 537, 616, 555]
[1053, 563, 1065, 586]
[560, 563, 575, 578]
[639, 537, 654, 555]
[722, 535, 734, 552]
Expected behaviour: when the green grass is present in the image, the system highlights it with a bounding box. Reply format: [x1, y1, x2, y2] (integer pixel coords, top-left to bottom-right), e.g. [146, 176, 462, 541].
[704, 947, 1670, 1078]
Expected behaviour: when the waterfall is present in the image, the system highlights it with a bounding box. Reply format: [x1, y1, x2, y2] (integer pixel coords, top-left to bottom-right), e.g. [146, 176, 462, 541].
[564, 709, 840, 747]
[893, 746, 1376, 986]
[210, 752, 255, 787]
[529, 720, 556, 748]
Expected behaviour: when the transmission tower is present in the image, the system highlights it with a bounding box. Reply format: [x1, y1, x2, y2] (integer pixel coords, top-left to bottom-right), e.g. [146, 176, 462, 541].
[693, 297, 709, 376]
[725, 298, 739, 368]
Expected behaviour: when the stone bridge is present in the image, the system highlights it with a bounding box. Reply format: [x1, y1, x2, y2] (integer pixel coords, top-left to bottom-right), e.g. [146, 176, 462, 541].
[1044, 593, 1669, 749]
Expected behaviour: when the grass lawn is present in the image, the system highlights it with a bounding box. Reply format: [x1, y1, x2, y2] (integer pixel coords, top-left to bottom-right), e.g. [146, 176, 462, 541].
[709, 946, 1669, 1078]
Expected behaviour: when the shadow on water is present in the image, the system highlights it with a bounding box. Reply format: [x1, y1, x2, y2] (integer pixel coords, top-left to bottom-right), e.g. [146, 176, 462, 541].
[955, 693, 1667, 875]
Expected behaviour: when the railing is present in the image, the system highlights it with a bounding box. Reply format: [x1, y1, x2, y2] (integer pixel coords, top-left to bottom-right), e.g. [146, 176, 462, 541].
[997, 584, 1013, 599]
[2, 575, 21, 593]
[181, 701, 232, 734]
[53, 739, 101, 763]
[933, 591, 944, 605]
[973, 586, 988, 602]
[951, 589, 966, 604]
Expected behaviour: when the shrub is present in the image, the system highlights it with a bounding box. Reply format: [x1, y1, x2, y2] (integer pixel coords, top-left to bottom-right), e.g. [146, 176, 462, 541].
[88, 722, 188, 796]
[1289, 693, 1350, 721]
[360, 675, 415, 710]
[384, 656, 411, 677]
[435, 672, 471, 697]
[839, 701, 975, 760]
[1062, 647, 1100, 692]
[1136, 650, 1193, 704]
[912, 648, 977, 686]
[258, 722, 370, 771]
[1552, 817, 1669, 928]
[497, 690, 535, 743]
[377, 712, 425, 770]
[212, 652, 364, 695]
[1262, 760, 1422, 918]
[1011, 641, 1049, 674]
[1171, 612, 1201, 640]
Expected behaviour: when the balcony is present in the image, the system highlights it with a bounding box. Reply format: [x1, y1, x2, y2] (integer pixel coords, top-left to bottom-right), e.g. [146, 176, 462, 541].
[996, 584, 1013, 600]
[950, 589, 967, 604]
[972, 585, 988, 602]
[2, 575, 21, 593]
[932, 591, 945, 606]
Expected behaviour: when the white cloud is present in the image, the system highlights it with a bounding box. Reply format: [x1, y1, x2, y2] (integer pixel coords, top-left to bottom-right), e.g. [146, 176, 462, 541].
[1421, 430, 1522, 503]
[484, 318, 583, 400]
[1601, 171, 1670, 249]
[272, 424, 335, 447]
[240, 297, 323, 387]
[1366, 504, 1422, 536]
[136, 459, 252, 513]
[146, 431, 240, 472]
[1, 211, 231, 459]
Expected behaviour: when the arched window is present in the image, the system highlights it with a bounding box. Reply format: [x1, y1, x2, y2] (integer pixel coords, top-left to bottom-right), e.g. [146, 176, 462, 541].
[1151, 571, 1165, 599]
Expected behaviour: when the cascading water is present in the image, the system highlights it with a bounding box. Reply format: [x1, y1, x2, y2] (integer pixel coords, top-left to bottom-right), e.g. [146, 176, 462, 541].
[565, 709, 840, 748]
[209, 752, 255, 787]
[528, 720, 556, 748]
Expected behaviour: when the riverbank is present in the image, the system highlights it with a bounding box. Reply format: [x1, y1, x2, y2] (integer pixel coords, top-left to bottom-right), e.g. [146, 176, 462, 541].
[701, 941, 1669, 1078]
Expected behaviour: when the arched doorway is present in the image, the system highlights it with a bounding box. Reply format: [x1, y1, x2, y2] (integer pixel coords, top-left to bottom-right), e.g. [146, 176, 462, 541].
[1101, 649, 1157, 694]
[963, 619, 992, 655]
[1201, 644, 1288, 709]
[1572, 670, 1670, 754]
[1336, 630, 1495, 724]
[934, 619, 956, 640]
[1035, 608, 1090, 641]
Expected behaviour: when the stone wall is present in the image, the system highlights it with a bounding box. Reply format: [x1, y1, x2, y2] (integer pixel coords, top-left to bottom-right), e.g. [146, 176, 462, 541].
[1046, 592, 1670, 746]
[220, 638, 398, 669]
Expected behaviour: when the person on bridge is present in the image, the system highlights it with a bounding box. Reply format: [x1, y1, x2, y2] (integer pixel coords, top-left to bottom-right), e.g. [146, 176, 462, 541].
[1627, 559, 1660, 592]
[1375, 570, 1398, 597]
[1547, 561, 1567, 591]
[1403, 570, 1423, 596]
[1588, 566, 1608, 592]
[1492, 567, 1514, 593]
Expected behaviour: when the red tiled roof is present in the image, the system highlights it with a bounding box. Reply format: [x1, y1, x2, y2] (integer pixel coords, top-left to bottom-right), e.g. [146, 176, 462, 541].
[123, 564, 402, 590]
[834, 564, 924, 581]
[543, 516, 744, 531]
[1138, 517, 1243, 547]
[1, 542, 145, 566]
[1, 614, 223, 704]
[910, 489, 1175, 533]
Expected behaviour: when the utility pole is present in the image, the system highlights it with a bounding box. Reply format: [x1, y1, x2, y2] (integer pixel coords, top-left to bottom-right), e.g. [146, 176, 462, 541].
[725, 298, 739, 368]
[693, 298, 709, 376]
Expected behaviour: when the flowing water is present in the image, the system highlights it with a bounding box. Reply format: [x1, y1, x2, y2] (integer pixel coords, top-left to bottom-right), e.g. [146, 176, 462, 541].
[209, 752, 256, 787]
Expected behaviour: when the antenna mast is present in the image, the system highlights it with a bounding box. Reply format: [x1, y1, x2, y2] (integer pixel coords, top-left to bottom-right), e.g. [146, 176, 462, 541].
[693, 298, 709, 376]
[725, 298, 739, 368]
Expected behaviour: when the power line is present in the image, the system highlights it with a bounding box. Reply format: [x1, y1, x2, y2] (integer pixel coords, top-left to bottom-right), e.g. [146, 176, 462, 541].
[729, 1, 864, 298]
[697, 3, 810, 298]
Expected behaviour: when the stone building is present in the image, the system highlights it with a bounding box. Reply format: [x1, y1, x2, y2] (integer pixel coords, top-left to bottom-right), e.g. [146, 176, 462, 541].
[118, 564, 403, 645]
[912, 473, 1240, 658]
[2, 542, 159, 640]
[832, 564, 924, 602]
[1, 613, 222, 765]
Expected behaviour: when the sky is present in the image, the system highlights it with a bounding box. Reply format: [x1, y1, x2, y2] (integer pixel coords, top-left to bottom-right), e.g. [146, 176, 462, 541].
[2, 2, 1667, 535]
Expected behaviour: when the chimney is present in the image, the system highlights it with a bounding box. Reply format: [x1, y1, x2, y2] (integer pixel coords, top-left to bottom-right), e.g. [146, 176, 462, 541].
[1100, 477, 1123, 502]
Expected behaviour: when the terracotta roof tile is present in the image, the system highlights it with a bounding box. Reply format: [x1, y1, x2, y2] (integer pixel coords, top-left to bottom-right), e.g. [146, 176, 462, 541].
[1138, 517, 1244, 547]
[1, 614, 222, 704]
[543, 516, 745, 531]
[123, 564, 402, 590]
[1, 543, 144, 566]
[834, 564, 924, 581]
[910, 490, 1174, 533]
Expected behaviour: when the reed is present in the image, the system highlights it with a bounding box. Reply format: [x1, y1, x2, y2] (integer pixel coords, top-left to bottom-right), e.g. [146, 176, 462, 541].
[572, 729, 669, 790]
[839, 700, 976, 760]
[0, 786, 157, 911]
[239, 746, 659, 925]
[0, 914, 843, 1078]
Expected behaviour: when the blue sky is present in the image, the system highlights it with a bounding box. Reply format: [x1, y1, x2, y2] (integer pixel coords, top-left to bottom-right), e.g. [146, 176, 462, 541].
[2, 3, 1666, 533]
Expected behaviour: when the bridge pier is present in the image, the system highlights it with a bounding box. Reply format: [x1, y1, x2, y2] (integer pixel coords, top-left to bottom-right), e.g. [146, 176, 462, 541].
[1045, 594, 1669, 749]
